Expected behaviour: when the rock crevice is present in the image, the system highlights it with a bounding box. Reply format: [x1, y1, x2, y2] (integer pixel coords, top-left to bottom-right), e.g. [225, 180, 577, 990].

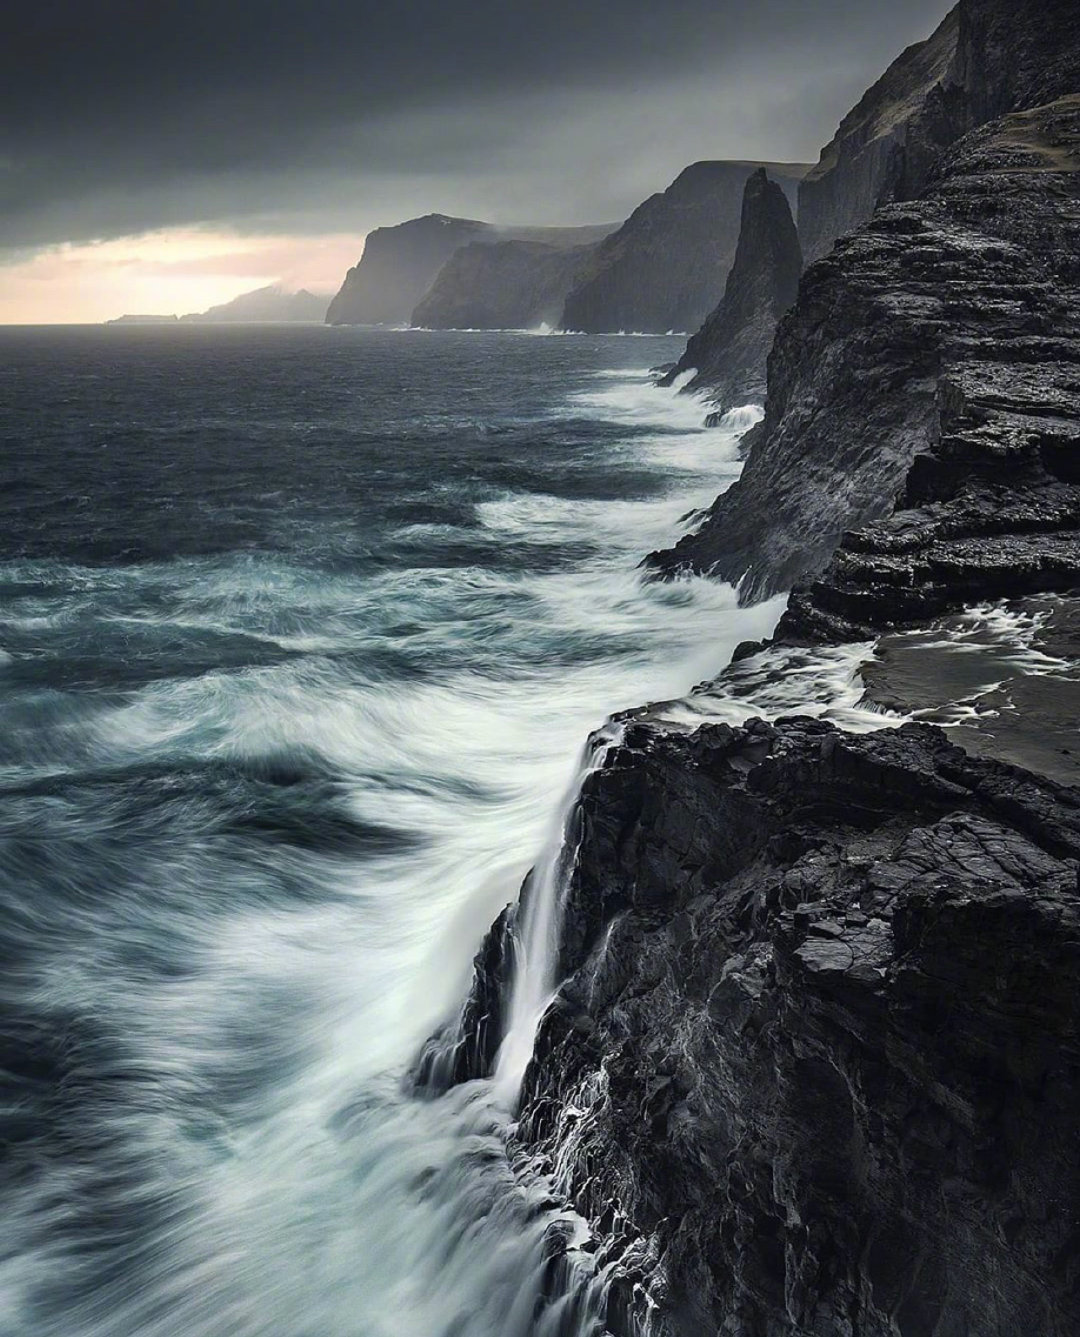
[435, 719, 1080, 1335]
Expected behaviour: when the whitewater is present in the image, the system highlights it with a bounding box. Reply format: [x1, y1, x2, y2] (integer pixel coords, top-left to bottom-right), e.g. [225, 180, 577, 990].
[8, 327, 1066, 1335]
[0, 326, 887, 1335]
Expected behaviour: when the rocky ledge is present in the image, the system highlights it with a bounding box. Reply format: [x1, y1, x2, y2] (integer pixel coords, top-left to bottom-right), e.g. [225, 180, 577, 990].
[433, 717, 1080, 1335]
[647, 97, 1080, 631]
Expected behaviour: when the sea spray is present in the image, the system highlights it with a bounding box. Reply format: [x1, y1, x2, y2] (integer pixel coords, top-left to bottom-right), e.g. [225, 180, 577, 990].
[0, 328, 792, 1336]
[494, 722, 624, 1107]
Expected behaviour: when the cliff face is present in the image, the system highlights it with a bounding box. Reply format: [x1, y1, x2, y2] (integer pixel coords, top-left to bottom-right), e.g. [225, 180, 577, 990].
[325, 214, 494, 325]
[431, 718, 1080, 1335]
[560, 161, 808, 335]
[663, 169, 802, 408]
[799, 0, 1080, 264]
[414, 6, 1080, 1333]
[648, 96, 1080, 611]
[781, 97, 1080, 643]
[411, 240, 597, 330]
[797, 9, 960, 265]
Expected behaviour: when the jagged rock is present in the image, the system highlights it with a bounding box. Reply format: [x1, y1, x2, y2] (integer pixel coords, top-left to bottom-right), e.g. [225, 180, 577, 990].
[662, 169, 802, 409]
[411, 239, 597, 330]
[439, 718, 1080, 1335]
[560, 161, 808, 335]
[647, 95, 1080, 623]
[798, 0, 1080, 264]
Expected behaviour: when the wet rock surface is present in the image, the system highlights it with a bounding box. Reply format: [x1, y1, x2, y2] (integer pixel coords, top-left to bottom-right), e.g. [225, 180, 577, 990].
[648, 96, 1080, 624]
[861, 596, 1080, 786]
[444, 718, 1080, 1334]
[661, 170, 802, 411]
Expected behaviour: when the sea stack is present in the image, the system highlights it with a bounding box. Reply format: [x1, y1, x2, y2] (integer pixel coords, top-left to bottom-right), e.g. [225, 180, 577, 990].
[663, 169, 803, 410]
[559, 160, 808, 335]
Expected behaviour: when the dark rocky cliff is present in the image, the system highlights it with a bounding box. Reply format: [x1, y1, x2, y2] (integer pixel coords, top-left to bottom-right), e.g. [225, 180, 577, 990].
[661, 169, 802, 409]
[648, 96, 1080, 612]
[429, 718, 1080, 1335]
[325, 214, 494, 325]
[799, 0, 1080, 265]
[418, 5, 1080, 1334]
[560, 161, 808, 335]
[797, 9, 960, 265]
[411, 239, 597, 331]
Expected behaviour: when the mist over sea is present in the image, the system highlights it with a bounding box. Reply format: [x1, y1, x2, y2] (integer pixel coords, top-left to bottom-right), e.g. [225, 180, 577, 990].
[0, 325, 783, 1335]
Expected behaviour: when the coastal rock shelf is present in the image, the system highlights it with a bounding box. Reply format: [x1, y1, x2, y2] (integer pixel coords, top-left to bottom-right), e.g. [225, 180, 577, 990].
[648, 98, 1080, 629]
[436, 717, 1080, 1335]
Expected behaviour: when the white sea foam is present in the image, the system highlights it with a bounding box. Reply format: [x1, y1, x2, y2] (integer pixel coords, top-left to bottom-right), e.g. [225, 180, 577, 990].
[0, 353, 786, 1336]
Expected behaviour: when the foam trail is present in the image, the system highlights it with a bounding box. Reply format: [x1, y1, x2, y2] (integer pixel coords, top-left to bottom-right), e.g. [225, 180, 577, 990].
[0, 333, 792, 1337]
[493, 723, 623, 1107]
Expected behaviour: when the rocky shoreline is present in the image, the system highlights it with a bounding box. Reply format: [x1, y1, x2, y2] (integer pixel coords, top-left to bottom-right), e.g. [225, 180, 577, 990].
[418, 1, 1080, 1331]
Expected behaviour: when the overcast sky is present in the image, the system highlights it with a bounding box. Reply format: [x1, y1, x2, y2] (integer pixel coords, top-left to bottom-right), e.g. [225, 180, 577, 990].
[1, 0, 952, 321]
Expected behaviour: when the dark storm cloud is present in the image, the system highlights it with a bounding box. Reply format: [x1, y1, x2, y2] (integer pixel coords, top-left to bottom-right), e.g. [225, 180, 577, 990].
[2, 0, 952, 251]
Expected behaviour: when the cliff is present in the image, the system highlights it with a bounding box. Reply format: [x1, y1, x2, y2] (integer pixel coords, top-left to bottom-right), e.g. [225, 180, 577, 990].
[325, 214, 495, 325]
[432, 717, 1080, 1335]
[411, 239, 597, 330]
[647, 96, 1080, 612]
[799, 0, 1080, 264]
[560, 161, 809, 335]
[179, 284, 328, 323]
[661, 169, 802, 408]
[797, 9, 960, 265]
[417, 4, 1080, 1333]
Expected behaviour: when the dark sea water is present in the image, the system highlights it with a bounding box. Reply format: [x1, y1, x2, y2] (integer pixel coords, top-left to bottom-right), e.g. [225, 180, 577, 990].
[0, 325, 785, 1336]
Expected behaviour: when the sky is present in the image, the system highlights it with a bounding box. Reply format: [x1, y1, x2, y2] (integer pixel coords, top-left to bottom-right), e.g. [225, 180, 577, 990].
[1, 0, 952, 323]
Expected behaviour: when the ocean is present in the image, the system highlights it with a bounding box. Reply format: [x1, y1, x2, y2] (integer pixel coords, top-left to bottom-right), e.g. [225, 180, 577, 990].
[0, 325, 785, 1336]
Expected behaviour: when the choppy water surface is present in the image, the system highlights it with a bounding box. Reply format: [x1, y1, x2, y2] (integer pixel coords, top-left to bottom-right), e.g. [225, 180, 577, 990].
[0, 326, 785, 1336]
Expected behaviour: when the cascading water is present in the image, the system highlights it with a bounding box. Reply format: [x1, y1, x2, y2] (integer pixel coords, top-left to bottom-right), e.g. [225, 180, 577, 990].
[0, 326, 797, 1337]
[493, 723, 624, 1107]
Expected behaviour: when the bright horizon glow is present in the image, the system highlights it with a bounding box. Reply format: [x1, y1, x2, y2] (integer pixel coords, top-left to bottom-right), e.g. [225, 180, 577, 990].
[0, 228, 364, 325]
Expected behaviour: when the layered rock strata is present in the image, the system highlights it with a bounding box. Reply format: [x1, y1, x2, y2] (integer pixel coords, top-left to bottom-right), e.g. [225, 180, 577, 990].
[560, 161, 808, 335]
[798, 0, 1080, 264]
[430, 718, 1080, 1335]
[797, 9, 960, 265]
[662, 169, 802, 409]
[648, 97, 1080, 625]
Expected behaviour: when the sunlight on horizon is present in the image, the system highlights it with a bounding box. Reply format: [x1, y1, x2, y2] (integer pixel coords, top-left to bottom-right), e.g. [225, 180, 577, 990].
[0, 228, 364, 325]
